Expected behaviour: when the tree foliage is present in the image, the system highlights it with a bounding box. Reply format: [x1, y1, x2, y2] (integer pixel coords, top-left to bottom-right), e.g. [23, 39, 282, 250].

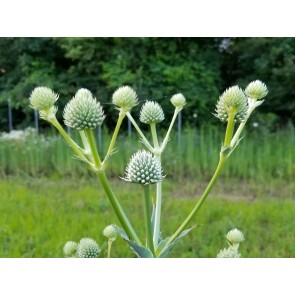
[0, 37, 293, 131]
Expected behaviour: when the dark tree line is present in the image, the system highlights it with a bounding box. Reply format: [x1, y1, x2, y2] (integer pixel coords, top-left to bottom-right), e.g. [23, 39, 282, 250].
[0, 37, 294, 131]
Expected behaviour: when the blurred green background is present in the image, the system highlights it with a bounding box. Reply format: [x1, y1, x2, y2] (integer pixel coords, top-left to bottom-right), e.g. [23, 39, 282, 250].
[0, 38, 294, 258]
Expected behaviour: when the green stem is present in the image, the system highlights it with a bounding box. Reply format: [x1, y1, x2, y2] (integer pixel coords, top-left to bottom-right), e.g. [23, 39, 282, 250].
[79, 130, 93, 160]
[126, 112, 154, 152]
[103, 111, 126, 162]
[223, 110, 236, 148]
[107, 240, 113, 258]
[84, 129, 102, 167]
[50, 118, 88, 162]
[143, 185, 155, 255]
[160, 109, 179, 153]
[157, 153, 227, 257]
[230, 105, 256, 148]
[150, 123, 159, 149]
[97, 171, 142, 246]
[150, 123, 162, 248]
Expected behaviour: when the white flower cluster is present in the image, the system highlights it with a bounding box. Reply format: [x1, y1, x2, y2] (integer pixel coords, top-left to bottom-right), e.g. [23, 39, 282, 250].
[124, 150, 164, 185]
[63, 88, 105, 130]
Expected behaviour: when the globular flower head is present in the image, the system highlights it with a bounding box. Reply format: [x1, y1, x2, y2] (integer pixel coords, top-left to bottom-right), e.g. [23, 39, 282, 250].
[63, 88, 105, 130]
[29, 86, 59, 111]
[124, 150, 164, 185]
[170, 93, 186, 109]
[139, 101, 165, 124]
[217, 247, 241, 258]
[245, 80, 268, 100]
[112, 86, 138, 111]
[77, 237, 100, 258]
[103, 224, 119, 241]
[226, 228, 245, 245]
[215, 86, 248, 123]
[63, 241, 78, 257]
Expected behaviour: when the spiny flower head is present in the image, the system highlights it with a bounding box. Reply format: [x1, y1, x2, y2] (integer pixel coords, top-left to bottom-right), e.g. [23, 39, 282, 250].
[170, 93, 186, 109]
[226, 228, 245, 245]
[103, 224, 118, 241]
[63, 241, 78, 257]
[140, 101, 165, 124]
[77, 237, 100, 258]
[63, 88, 105, 130]
[215, 86, 248, 123]
[245, 80, 268, 100]
[112, 86, 138, 111]
[124, 150, 164, 185]
[217, 247, 241, 258]
[29, 86, 59, 111]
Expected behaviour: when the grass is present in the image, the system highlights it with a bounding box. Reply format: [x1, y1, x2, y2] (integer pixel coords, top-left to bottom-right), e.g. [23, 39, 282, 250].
[0, 177, 294, 258]
[0, 125, 294, 257]
[0, 125, 294, 182]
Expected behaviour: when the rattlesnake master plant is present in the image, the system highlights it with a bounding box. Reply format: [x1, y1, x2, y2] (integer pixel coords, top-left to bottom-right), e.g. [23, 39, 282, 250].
[30, 80, 268, 258]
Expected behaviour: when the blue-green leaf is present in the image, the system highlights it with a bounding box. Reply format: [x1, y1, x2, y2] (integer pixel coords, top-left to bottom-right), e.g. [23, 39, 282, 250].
[157, 226, 196, 258]
[112, 225, 154, 258]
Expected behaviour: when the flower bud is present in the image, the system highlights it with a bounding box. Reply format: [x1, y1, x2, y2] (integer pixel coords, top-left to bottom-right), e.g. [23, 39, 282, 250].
[226, 228, 245, 244]
[112, 86, 138, 111]
[63, 241, 78, 257]
[170, 93, 186, 109]
[217, 247, 241, 258]
[29, 86, 59, 111]
[124, 150, 164, 185]
[103, 224, 118, 240]
[77, 237, 100, 258]
[63, 88, 105, 130]
[245, 80, 268, 100]
[139, 101, 164, 124]
[215, 86, 248, 123]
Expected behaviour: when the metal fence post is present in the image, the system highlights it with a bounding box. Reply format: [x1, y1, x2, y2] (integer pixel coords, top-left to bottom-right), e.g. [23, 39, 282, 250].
[98, 126, 102, 148]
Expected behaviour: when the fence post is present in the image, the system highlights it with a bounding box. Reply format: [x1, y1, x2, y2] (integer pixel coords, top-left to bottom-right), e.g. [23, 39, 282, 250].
[128, 114, 132, 136]
[7, 99, 13, 132]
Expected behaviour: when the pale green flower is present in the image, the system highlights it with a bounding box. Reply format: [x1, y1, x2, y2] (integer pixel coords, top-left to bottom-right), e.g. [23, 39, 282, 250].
[215, 86, 248, 123]
[29, 87, 59, 111]
[63, 88, 105, 130]
[103, 224, 118, 241]
[170, 93, 186, 109]
[112, 86, 138, 111]
[140, 101, 165, 124]
[124, 150, 164, 185]
[63, 241, 78, 257]
[77, 238, 100, 258]
[245, 80, 268, 100]
[217, 247, 241, 258]
[226, 228, 245, 245]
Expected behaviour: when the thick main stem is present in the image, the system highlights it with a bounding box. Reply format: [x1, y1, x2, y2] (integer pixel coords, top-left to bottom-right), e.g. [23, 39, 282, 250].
[150, 123, 162, 248]
[97, 171, 142, 246]
[143, 185, 155, 255]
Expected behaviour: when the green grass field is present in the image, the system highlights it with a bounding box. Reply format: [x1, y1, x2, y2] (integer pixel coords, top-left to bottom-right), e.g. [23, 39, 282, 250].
[0, 126, 294, 257]
[0, 176, 294, 258]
